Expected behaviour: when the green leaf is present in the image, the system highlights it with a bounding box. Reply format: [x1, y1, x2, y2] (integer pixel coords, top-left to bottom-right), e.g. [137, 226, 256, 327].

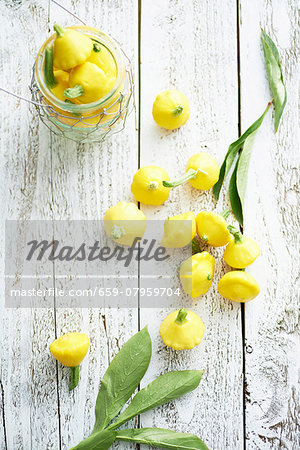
[93, 326, 152, 431]
[234, 103, 271, 225]
[71, 429, 116, 450]
[213, 103, 270, 201]
[108, 370, 203, 430]
[229, 159, 243, 226]
[261, 29, 287, 132]
[235, 131, 256, 214]
[116, 428, 208, 450]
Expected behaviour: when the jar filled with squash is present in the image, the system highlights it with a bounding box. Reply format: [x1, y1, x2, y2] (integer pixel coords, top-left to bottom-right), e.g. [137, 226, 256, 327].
[32, 24, 133, 143]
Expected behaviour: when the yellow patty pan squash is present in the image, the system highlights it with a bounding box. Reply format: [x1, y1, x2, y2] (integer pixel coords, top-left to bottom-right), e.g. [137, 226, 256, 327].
[159, 308, 205, 350]
[161, 211, 196, 248]
[87, 41, 117, 80]
[180, 251, 215, 298]
[218, 271, 260, 302]
[65, 62, 112, 104]
[131, 166, 171, 206]
[50, 332, 89, 391]
[152, 89, 190, 130]
[224, 225, 261, 268]
[103, 201, 146, 246]
[196, 209, 231, 247]
[53, 24, 93, 71]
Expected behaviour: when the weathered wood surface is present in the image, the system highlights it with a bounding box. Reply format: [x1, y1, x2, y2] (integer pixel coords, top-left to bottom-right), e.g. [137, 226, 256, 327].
[49, 1, 139, 449]
[239, 1, 300, 448]
[0, 1, 59, 449]
[0, 0, 298, 449]
[139, 1, 244, 450]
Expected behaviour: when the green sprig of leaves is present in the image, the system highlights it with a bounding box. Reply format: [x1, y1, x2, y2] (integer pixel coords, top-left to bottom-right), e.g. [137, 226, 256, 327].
[71, 327, 207, 450]
[261, 29, 287, 132]
[213, 29, 286, 226]
[213, 102, 271, 226]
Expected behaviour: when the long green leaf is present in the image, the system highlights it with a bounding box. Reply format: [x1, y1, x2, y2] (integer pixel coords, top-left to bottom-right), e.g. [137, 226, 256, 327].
[108, 370, 203, 430]
[232, 103, 271, 225]
[71, 429, 116, 450]
[261, 29, 287, 132]
[229, 159, 243, 226]
[116, 428, 208, 450]
[213, 103, 271, 201]
[236, 131, 256, 214]
[93, 326, 152, 431]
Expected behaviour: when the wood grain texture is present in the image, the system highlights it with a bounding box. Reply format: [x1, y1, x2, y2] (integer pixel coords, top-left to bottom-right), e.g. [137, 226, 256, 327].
[239, 1, 300, 449]
[0, 2, 60, 449]
[139, 1, 244, 449]
[0, 0, 298, 449]
[48, 1, 139, 449]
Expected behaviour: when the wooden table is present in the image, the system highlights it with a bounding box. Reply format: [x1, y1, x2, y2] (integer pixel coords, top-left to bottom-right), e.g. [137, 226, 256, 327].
[0, 1, 299, 449]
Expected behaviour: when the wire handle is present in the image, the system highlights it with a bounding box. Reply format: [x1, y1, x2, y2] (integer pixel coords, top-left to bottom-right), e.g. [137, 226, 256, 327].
[50, 0, 86, 25]
[0, 87, 54, 110]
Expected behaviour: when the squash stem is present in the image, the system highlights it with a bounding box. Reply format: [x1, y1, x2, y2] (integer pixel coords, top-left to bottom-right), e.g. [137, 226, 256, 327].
[192, 238, 201, 255]
[172, 105, 183, 117]
[64, 85, 84, 99]
[54, 24, 65, 37]
[110, 225, 126, 240]
[44, 47, 57, 89]
[227, 225, 243, 243]
[93, 42, 101, 52]
[69, 365, 80, 391]
[175, 308, 188, 325]
[163, 168, 208, 188]
[220, 208, 231, 220]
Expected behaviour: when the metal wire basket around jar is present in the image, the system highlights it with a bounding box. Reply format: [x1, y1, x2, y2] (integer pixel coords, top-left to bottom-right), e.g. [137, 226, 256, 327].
[30, 26, 134, 144]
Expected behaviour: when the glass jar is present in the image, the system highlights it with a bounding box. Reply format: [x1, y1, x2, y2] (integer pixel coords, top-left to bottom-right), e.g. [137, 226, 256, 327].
[31, 26, 134, 143]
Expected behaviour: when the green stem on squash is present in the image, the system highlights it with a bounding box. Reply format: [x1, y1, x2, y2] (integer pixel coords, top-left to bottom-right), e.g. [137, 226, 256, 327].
[175, 309, 188, 325]
[162, 168, 208, 188]
[110, 225, 126, 240]
[69, 365, 80, 391]
[227, 225, 243, 243]
[64, 85, 84, 99]
[54, 24, 65, 37]
[172, 105, 183, 117]
[93, 42, 101, 52]
[220, 208, 231, 220]
[44, 47, 57, 89]
[191, 238, 201, 255]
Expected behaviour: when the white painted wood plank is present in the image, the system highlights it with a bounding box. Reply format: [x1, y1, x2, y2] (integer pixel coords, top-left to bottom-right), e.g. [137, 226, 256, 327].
[139, 1, 244, 449]
[239, 1, 299, 449]
[0, 2, 60, 449]
[48, 1, 139, 449]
